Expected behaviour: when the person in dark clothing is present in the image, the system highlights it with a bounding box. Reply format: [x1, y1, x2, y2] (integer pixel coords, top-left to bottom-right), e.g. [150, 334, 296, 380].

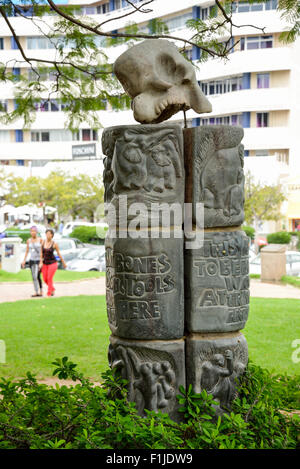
[40, 229, 66, 297]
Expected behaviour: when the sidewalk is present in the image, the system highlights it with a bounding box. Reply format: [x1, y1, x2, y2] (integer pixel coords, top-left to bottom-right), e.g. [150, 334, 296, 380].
[0, 277, 299, 303]
[0, 277, 106, 303]
[250, 278, 300, 299]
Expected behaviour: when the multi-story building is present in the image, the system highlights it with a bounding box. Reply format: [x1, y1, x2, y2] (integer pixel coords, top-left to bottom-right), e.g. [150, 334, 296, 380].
[0, 0, 299, 229]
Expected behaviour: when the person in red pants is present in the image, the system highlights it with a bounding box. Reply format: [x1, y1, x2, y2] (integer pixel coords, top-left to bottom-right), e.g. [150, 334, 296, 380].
[39, 229, 67, 297]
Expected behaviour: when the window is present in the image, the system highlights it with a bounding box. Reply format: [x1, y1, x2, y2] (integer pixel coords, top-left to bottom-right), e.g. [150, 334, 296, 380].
[11, 37, 19, 50]
[0, 100, 8, 112]
[256, 113, 269, 127]
[0, 131, 10, 143]
[114, 0, 123, 10]
[200, 76, 243, 95]
[257, 73, 270, 88]
[73, 129, 98, 141]
[16, 160, 24, 166]
[233, 1, 277, 12]
[164, 12, 193, 32]
[240, 35, 273, 50]
[97, 3, 109, 14]
[0, 38, 3, 50]
[201, 115, 242, 126]
[15, 130, 23, 142]
[12, 67, 20, 81]
[27, 36, 63, 50]
[31, 131, 50, 142]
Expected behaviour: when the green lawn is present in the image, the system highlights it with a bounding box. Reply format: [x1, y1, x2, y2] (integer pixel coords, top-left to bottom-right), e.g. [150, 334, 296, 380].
[0, 296, 299, 379]
[0, 269, 105, 282]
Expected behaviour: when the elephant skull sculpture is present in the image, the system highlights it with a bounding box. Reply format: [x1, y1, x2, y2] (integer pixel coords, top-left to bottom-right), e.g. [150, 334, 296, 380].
[114, 39, 212, 124]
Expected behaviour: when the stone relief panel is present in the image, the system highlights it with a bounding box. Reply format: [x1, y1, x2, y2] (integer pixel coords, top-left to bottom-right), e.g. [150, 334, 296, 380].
[185, 230, 249, 333]
[184, 125, 245, 228]
[102, 124, 184, 224]
[186, 333, 248, 416]
[105, 236, 184, 340]
[108, 336, 185, 421]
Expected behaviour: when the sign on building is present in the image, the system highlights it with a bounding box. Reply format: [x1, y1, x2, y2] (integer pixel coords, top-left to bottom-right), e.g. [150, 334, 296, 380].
[72, 143, 96, 159]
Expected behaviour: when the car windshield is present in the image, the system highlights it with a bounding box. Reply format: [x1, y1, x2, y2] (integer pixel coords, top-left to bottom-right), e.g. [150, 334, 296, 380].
[57, 240, 73, 250]
[79, 249, 104, 260]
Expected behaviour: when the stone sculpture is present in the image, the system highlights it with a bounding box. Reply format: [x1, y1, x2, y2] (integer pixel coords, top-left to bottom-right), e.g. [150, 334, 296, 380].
[114, 39, 212, 124]
[102, 39, 249, 422]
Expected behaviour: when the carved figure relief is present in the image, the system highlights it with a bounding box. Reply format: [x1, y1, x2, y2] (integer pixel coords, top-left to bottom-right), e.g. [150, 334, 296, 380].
[102, 124, 184, 207]
[185, 126, 245, 227]
[113, 39, 212, 124]
[108, 343, 176, 414]
[186, 334, 248, 416]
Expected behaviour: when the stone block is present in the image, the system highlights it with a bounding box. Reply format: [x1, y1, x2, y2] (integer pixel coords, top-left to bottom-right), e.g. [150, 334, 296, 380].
[109, 335, 185, 421]
[185, 230, 249, 333]
[102, 123, 184, 226]
[186, 332, 248, 416]
[184, 125, 245, 228]
[105, 235, 184, 340]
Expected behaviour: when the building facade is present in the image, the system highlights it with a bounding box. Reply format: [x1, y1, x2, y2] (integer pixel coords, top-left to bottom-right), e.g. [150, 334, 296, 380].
[0, 0, 299, 228]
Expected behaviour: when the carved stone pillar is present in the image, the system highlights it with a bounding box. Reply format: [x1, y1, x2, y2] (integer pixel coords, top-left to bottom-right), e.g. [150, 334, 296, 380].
[183, 125, 249, 415]
[102, 123, 185, 419]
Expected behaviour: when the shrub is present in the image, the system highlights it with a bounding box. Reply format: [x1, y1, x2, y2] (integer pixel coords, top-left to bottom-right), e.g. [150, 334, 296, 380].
[4, 228, 36, 243]
[70, 226, 107, 245]
[267, 231, 292, 245]
[242, 226, 255, 241]
[0, 358, 298, 449]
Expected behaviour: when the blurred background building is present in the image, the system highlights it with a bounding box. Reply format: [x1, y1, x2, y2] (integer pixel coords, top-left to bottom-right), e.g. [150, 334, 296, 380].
[0, 0, 299, 231]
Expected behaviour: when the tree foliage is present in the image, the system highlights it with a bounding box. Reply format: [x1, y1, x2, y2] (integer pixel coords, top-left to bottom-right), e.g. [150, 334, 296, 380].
[3, 170, 104, 220]
[244, 172, 286, 227]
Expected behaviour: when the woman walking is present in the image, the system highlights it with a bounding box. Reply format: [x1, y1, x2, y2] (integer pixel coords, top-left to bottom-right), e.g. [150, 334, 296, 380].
[22, 226, 43, 297]
[40, 229, 67, 297]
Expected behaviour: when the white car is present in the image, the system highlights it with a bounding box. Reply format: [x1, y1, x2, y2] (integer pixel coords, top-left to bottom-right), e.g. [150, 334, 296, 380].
[62, 222, 95, 237]
[250, 251, 300, 276]
[66, 247, 105, 272]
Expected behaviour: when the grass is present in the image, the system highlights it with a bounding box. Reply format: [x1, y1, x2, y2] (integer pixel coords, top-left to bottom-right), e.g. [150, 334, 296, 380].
[0, 269, 105, 282]
[281, 275, 300, 289]
[0, 296, 299, 379]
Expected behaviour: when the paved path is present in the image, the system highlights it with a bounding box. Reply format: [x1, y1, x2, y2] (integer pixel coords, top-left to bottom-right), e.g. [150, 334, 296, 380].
[0, 277, 106, 303]
[250, 279, 300, 299]
[0, 277, 299, 303]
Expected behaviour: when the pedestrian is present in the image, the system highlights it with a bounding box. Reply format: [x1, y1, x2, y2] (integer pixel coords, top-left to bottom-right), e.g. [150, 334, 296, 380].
[22, 226, 43, 297]
[40, 229, 67, 297]
[58, 220, 64, 234]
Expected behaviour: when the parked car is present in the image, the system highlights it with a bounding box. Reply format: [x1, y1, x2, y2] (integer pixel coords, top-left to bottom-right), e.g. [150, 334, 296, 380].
[249, 251, 300, 276]
[62, 222, 95, 237]
[55, 237, 86, 254]
[66, 247, 106, 272]
[57, 247, 90, 270]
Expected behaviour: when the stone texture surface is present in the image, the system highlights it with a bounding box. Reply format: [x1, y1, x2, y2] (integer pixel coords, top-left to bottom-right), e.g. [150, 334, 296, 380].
[184, 125, 245, 228]
[109, 335, 185, 421]
[102, 123, 184, 226]
[186, 332, 248, 416]
[185, 230, 249, 333]
[105, 235, 184, 340]
[113, 39, 211, 124]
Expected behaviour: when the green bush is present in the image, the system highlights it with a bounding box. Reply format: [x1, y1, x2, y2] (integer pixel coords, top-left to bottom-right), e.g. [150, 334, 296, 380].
[0, 358, 298, 449]
[70, 226, 107, 245]
[267, 231, 292, 245]
[242, 226, 255, 241]
[4, 229, 37, 243]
